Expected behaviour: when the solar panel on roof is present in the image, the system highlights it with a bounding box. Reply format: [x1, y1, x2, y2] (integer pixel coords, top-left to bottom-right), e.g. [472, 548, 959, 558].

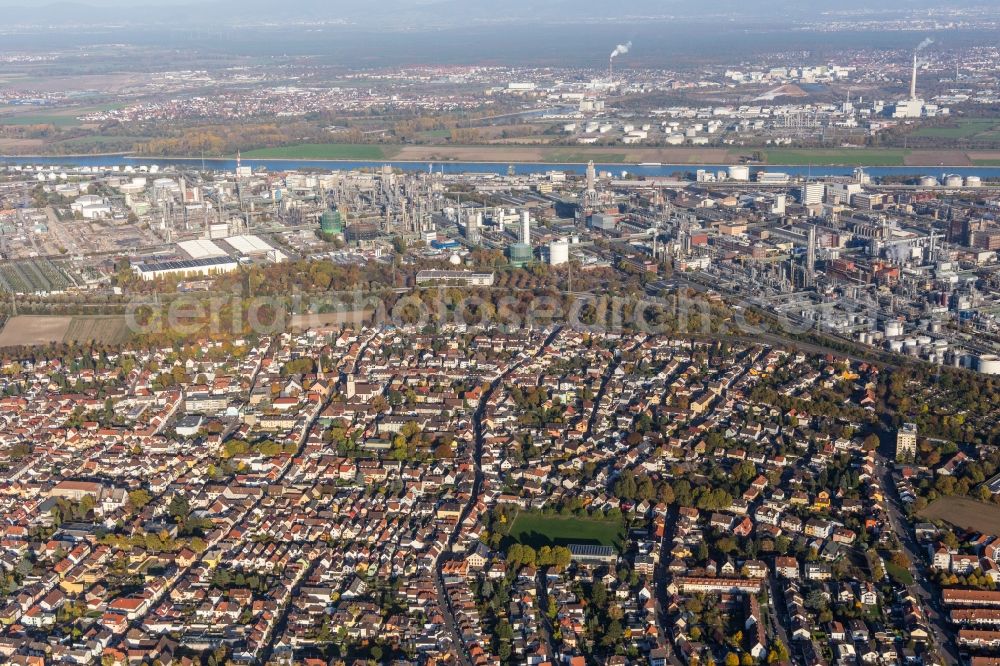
[568, 544, 615, 556]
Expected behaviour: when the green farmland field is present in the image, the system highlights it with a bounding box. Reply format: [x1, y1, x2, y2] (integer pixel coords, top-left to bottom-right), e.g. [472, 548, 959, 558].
[764, 148, 911, 166]
[548, 151, 629, 164]
[243, 143, 399, 160]
[912, 118, 1000, 140]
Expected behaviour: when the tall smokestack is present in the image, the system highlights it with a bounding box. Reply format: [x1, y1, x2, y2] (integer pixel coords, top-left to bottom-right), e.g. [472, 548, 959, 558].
[521, 210, 531, 245]
[910, 53, 918, 100]
[608, 41, 631, 82]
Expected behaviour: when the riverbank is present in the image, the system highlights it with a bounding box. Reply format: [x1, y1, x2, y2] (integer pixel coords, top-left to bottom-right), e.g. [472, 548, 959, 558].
[3, 153, 1000, 181]
[220, 144, 1000, 167]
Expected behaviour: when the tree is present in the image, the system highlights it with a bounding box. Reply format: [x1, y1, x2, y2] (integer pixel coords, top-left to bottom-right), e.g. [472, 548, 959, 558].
[168, 494, 190, 521]
[890, 551, 911, 570]
[601, 619, 623, 647]
[725, 653, 740, 666]
[591, 581, 607, 608]
[128, 489, 152, 512]
[862, 433, 880, 451]
[552, 546, 571, 571]
[805, 589, 829, 612]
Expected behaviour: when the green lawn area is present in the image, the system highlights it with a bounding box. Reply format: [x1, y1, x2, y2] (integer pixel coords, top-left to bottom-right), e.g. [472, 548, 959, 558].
[52, 135, 149, 152]
[242, 143, 398, 160]
[885, 561, 915, 586]
[764, 148, 910, 166]
[972, 160, 1000, 167]
[0, 114, 83, 127]
[506, 512, 624, 550]
[913, 119, 1000, 139]
[548, 151, 628, 164]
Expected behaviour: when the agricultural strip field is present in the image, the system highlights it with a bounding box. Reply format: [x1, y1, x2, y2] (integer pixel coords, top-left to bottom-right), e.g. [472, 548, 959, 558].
[0, 315, 131, 348]
[919, 495, 1000, 535]
[289, 310, 375, 330]
[506, 512, 624, 550]
[0, 259, 77, 294]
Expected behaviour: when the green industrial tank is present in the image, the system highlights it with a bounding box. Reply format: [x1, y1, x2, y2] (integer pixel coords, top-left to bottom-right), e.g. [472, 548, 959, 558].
[320, 209, 344, 234]
[508, 242, 534, 267]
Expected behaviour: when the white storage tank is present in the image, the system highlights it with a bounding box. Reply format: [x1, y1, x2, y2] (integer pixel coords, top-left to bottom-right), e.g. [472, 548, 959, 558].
[966, 176, 982, 188]
[919, 176, 939, 187]
[884, 320, 904, 338]
[977, 355, 1000, 375]
[944, 174, 964, 187]
[549, 239, 570, 266]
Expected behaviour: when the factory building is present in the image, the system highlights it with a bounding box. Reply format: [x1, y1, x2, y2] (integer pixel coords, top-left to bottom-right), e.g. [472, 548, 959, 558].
[757, 172, 790, 185]
[728, 165, 751, 181]
[508, 210, 535, 267]
[134, 256, 239, 281]
[320, 208, 344, 235]
[415, 270, 495, 287]
[71, 195, 112, 220]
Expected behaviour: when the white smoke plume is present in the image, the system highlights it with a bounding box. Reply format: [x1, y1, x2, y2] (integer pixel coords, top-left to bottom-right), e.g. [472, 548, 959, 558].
[916, 38, 934, 51]
[610, 41, 632, 60]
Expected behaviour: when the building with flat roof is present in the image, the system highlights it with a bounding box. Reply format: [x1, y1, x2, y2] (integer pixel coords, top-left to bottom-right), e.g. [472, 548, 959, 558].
[415, 270, 495, 287]
[134, 256, 238, 281]
[50, 480, 105, 502]
[896, 422, 917, 461]
[568, 544, 617, 566]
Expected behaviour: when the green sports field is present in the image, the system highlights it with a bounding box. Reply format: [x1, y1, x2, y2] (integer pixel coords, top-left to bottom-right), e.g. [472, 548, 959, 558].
[506, 512, 624, 550]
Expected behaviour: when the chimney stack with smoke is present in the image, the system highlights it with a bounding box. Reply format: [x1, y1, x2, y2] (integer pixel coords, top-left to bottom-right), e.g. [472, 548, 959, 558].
[608, 41, 632, 81]
[911, 38, 933, 100]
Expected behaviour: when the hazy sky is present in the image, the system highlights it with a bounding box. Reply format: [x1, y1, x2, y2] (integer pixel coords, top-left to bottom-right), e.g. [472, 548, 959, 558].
[0, 0, 967, 11]
[0, 0, 983, 37]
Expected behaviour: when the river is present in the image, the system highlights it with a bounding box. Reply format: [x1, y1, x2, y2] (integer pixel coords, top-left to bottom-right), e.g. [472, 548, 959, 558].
[2, 154, 1000, 180]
